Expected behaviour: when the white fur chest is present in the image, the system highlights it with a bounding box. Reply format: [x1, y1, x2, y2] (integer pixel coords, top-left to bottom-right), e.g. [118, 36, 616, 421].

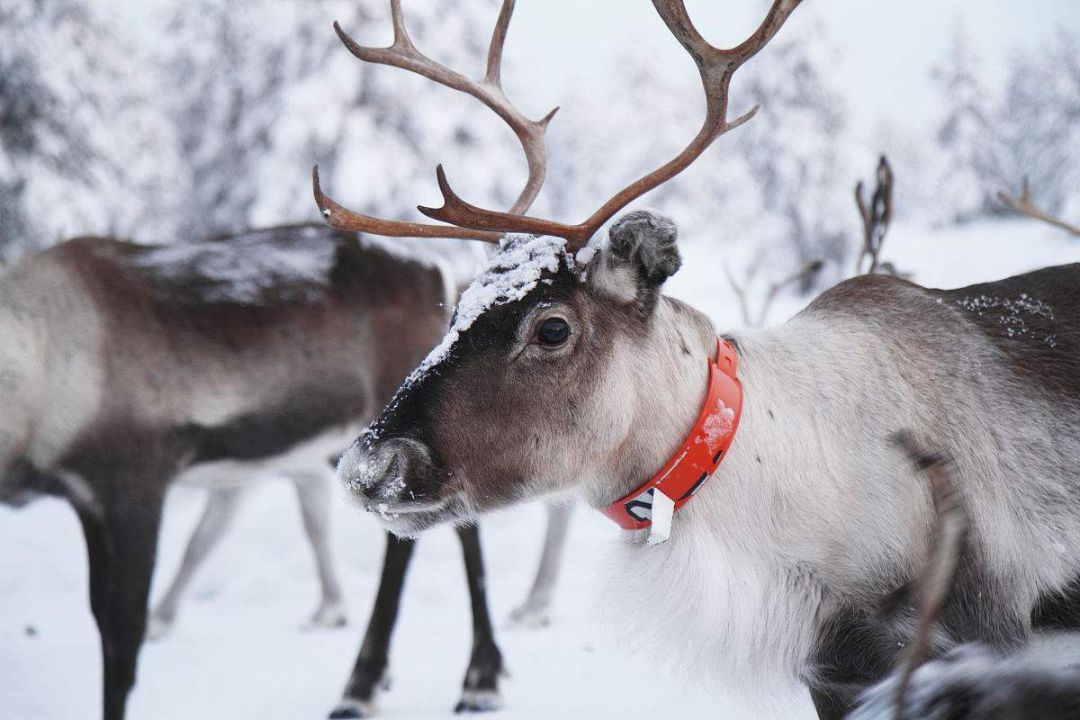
[600, 504, 824, 695]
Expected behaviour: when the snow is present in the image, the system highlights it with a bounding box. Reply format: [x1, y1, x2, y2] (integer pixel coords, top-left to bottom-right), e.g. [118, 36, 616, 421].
[403, 234, 572, 386]
[697, 400, 737, 456]
[952, 292, 1057, 341]
[0, 482, 782, 719]
[129, 226, 339, 304]
[3, 218, 1073, 719]
[667, 217, 1080, 332]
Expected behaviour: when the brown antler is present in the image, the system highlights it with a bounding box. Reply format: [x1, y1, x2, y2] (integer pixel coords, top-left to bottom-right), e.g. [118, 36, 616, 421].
[312, 0, 557, 241]
[891, 432, 968, 720]
[855, 155, 894, 274]
[997, 179, 1080, 237]
[417, 0, 804, 250]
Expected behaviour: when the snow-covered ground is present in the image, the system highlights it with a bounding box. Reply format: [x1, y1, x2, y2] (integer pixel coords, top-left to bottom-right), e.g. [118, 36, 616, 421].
[1, 219, 1077, 720]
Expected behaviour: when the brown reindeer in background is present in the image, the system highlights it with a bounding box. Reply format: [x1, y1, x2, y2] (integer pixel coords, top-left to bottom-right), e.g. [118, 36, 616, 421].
[314, 1, 1080, 718]
[0, 224, 513, 720]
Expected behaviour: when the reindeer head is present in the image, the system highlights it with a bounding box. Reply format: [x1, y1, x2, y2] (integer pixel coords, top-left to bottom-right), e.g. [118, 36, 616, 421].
[320, 0, 803, 533]
[340, 212, 707, 532]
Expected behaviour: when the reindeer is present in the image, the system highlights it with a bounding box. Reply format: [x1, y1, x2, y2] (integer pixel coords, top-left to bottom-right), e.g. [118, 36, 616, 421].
[146, 462, 348, 639]
[320, 1, 1080, 718]
[0, 223, 513, 720]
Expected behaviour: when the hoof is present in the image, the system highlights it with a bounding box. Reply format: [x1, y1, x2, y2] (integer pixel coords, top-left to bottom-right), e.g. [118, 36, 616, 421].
[328, 698, 374, 719]
[145, 612, 175, 642]
[454, 689, 503, 714]
[304, 601, 348, 631]
[506, 602, 550, 630]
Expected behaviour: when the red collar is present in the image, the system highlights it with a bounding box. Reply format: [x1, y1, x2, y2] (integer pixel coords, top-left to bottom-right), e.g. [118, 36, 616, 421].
[600, 338, 743, 534]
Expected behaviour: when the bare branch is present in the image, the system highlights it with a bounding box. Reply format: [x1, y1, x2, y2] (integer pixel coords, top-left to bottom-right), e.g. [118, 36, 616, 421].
[724, 262, 754, 328]
[997, 179, 1080, 237]
[756, 260, 823, 326]
[725, 259, 821, 328]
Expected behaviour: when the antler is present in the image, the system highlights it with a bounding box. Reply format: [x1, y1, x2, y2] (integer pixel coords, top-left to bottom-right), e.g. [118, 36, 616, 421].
[312, 0, 558, 242]
[891, 432, 968, 720]
[855, 155, 894, 274]
[997, 179, 1080, 237]
[417, 0, 803, 250]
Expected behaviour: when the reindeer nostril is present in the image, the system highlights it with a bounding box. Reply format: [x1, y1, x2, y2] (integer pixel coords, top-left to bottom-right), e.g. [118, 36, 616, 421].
[339, 436, 440, 518]
[373, 451, 408, 499]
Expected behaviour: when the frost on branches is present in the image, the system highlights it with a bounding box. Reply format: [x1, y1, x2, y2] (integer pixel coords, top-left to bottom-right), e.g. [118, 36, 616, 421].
[0, 0, 174, 261]
[928, 23, 1007, 224]
[1001, 31, 1080, 224]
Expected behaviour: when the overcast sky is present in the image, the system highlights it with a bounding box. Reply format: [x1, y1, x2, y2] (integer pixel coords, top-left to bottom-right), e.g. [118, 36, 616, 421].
[508, 0, 1080, 140]
[113, 0, 1079, 143]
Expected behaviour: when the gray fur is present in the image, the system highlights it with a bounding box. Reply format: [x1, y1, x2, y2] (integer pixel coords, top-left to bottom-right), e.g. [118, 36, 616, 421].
[849, 637, 1080, 719]
[607, 210, 682, 287]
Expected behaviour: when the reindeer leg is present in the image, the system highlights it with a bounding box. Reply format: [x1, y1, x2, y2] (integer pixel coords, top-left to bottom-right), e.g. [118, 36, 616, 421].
[292, 473, 347, 630]
[330, 532, 415, 719]
[455, 523, 505, 714]
[75, 503, 115, 715]
[76, 489, 163, 720]
[507, 500, 572, 628]
[148, 485, 245, 640]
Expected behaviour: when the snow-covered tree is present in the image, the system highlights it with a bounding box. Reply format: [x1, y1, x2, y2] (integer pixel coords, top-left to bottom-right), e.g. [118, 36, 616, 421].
[928, 24, 1007, 224]
[0, 0, 173, 259]
[1001, 30, 1080, 222]
[732, 12, 853, 281]
[161, 0, 294, 239]
[158, 0, 522, 278]
[258, 0, 522, 223]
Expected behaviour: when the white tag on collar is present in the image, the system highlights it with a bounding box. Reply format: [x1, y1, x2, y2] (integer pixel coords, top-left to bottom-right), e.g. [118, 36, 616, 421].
[647, 489, 675, 545]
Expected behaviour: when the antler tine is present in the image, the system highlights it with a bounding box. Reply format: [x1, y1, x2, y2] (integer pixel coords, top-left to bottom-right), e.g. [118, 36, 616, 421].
[997, 179, 1080, 237]
[420, 0, 803, 251]
[314, 0, 557, 240]
[485, 0, 512, 85]
[313, 166, 501, 241]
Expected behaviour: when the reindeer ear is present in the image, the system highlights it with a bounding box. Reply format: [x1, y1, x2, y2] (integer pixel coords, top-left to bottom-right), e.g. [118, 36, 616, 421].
[588, 210, 682, 310]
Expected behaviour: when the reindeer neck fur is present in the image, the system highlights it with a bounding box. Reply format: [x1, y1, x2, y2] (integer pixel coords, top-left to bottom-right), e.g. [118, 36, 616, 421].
[596, 269, 1080, 697]
[589, 295, 717, 510]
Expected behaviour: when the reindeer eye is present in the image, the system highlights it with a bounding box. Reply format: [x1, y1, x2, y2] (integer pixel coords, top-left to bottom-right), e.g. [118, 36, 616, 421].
[537, 317, 570, 346]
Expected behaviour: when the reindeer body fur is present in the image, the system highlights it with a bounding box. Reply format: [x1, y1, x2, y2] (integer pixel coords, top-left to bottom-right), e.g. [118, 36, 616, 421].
[1, 227, 449, 487]
[605, 266, 1080, 711]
